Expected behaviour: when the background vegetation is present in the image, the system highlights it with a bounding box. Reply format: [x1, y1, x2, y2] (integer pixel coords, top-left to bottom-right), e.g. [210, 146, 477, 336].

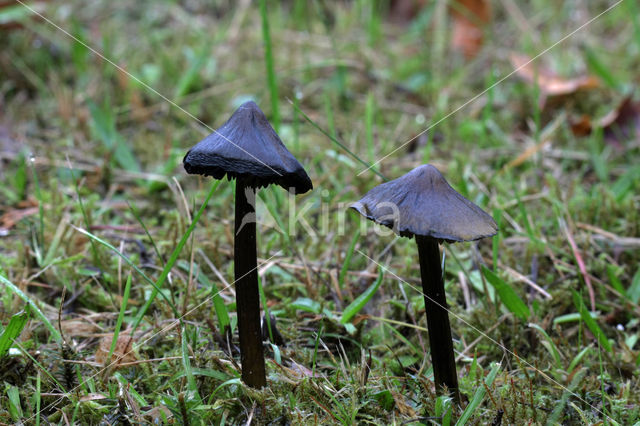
[1, 0, 639, 423]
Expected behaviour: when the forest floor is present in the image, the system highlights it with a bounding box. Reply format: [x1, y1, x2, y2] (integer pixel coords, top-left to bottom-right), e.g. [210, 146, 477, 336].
[1, 1, 639, 424]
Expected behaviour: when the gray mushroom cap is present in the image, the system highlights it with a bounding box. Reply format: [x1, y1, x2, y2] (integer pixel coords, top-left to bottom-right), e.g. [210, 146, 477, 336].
[351, 164, 497, 242]
[183, 101, 312, 194]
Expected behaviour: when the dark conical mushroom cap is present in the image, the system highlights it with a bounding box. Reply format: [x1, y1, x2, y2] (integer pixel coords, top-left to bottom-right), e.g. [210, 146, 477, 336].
[183, 101, 312, 193]
[351, 164, 497, 242]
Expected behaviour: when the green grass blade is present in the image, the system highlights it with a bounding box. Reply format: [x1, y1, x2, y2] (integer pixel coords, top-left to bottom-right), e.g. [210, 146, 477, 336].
[456, 362, 501, 426]
[289, 99, 387, 181]
[13, 340, 64, 390]
[69, 164, 101, 268]
[338, 229, 360, 290]
[7, 384, 23, 421]
[567, 345, 591, 374]
[482, 266, 530, 321]
[181, 324, 201, 402]
[35, 371, 41, 426]
[528, 323, 562, 369]
[292, 92, 301, 153]
[340, 266, 384, 324]
[172, 367, 230, 382]
[547, 367, 587, 424]
[0, 3, 35, 24]
[107, 273, 132, 364]
[0, 274, 61, 342]
[625, 0, 640, 49]
[606, 264, 626, 296]
[258, 189, 291, 249]
[260, 0, 280, 131]
[174, 44, 209, 99]
[383, 323, 422, 358]
[132, 180, 220, 329]
[611, 165, 640, 202]
[323, 90, 336, 138]
[553, 312, 597, 324]
[585, 47, 619, 89]
[88, 100, 140, 172]
[291, 297, 321, 314]
[73, 226, 178, 318]
[179, 260, 231, 332]
[492, 208, 501, 273]
[435, 395, 453, 426]
[572, 290, 612, 353]
[201, 272, 231, 333]
[258, 272, 273, 342]
[114, 372, 149, 406]
[0, 307, 30, 357]
[365, 91, 375, 163]
[212, 291, 231, 333]
[128, 200, 165, 267]
[30, 160, 45, 256]
[312, 324, 324, 378]
[628, 267, 640, 304]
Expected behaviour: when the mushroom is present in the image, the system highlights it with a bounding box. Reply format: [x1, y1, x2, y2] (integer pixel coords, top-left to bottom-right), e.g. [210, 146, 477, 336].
[351, 164, 496, 402]
[184, 101, 312, 388]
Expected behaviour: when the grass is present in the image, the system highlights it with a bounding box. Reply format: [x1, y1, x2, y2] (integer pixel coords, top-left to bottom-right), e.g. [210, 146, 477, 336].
[0, 0, 639, 424]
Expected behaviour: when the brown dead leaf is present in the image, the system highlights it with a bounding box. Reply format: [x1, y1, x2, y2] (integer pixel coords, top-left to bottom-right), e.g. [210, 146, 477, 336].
[391, 389, 417, 417]
[0, 207, 38, 232]
[95, 333, 137, 368]
[59, 319, 101, 338]
[568, 95, 640, 147]
[510, 53, 599, 107]
[570, 115, 593, 137]
[451, 0, 491, 59]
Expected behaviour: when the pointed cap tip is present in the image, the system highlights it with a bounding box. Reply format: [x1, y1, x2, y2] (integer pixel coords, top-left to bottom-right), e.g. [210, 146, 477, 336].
[183, 101, 312, 194]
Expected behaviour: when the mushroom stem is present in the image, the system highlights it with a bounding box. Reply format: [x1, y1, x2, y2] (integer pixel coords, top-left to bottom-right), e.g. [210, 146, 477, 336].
[416, 235, 460, 403]
[234, 178, 266, 388]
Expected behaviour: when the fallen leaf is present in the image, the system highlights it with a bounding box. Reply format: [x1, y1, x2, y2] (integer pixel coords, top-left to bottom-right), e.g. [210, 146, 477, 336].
[391, 389, 417, 417]
[95, 332, 137, 368]
[0, 207, 38, 233]
[569, 115, 593, 137]
[60, 319, 100, 338]
[451, 0, 491, 59]
[510, 53, 599, 107]
[568, 95, 640, 147]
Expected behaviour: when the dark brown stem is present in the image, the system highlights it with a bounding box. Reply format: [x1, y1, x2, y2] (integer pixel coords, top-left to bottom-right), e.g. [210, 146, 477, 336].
[416, 235, 460, 404]
[234, 178, 266, 388]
